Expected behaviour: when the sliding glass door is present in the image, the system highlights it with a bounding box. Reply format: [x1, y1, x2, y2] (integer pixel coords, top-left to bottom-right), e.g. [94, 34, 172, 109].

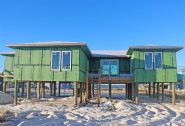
[101, 59, 119, 77]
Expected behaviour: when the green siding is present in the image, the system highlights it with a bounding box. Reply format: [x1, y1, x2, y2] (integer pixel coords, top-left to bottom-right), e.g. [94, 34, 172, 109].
[3, 55, 14, 81]
[13, 47, 84, 82]
[131, 50, 178, 83]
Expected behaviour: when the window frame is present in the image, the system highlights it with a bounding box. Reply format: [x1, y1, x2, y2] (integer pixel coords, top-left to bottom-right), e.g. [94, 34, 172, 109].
[51, 51, 61, 71]
[144, 52, 154, 70]
[154, 52, 163, 69]
[61, 51, 72, 71]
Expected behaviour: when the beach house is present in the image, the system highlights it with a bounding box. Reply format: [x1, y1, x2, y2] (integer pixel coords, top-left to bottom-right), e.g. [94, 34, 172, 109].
[0, 42, 183, 105]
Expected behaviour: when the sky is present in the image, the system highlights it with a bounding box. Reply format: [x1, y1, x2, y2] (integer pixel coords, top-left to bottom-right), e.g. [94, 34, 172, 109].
[0, 0, 185, 71]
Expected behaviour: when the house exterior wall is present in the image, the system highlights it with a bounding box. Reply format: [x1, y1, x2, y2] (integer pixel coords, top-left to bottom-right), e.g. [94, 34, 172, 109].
[3, 55, 14, 82]
[13, 46, 89, 82]
[89, 58, 130, 75]
[131, 50, 177, 83]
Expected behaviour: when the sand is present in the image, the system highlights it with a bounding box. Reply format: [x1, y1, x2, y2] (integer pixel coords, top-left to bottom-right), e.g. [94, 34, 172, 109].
[0, 91, 13, 104]
[0, 96, 185, 126]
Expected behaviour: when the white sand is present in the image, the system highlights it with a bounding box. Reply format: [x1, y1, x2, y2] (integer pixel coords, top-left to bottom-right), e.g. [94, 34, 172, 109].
[0, 91, 13, 104]
[0, 96, 185, 126]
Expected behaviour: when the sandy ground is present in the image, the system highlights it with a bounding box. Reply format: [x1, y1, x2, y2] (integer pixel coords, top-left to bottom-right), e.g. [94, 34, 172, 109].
[0, 95, 185, 126]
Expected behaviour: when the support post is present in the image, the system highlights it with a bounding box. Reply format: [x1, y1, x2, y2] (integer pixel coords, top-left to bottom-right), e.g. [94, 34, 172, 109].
[109, 83, 112, 101]
[3, 81, 7, 93]
[41, 82, 45, 98]
[50, 82, 53, 96]
[125, 84, 128, 98]
[92, 83, 94, 97]
[27, 81, 31, 99]
[37, 82, 40, 99]
[80, 83, 82, 104]
[58, 83, 61, 97]
[157, 83, 159, 101]
[132, 83, 135, 101]
[54, 82, 56, 96]
[149, 83, 151, 97]
[162, 83, 164, 102]
[14, 81, 18, 105]
[153, 83, 155, 98]
[74, 82, 78, 106]
[86, 82, 89, 100]
[172, 83, 176, 105]
[135, 83, 139, 104]
[22, 82, 24, 97]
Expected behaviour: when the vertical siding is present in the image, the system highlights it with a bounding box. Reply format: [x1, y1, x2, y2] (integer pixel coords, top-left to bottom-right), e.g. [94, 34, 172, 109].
[14, 46, 83, 82]
[131, 50, 178, 83]
[4, 55, 14, 81]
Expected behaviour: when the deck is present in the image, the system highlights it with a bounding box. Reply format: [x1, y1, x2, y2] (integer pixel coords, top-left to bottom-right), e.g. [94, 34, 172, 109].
[88, 74, 133, 84]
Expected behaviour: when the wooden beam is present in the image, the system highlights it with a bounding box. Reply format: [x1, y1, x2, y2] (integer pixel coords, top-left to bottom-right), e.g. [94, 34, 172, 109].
[135, 83, 139, 105]
[162, 83, 164, 102]
[149, 83, 151, 97]
[58, 83, 61, 97]
[3, 81, 6, 93]
[109, 83, 112, 101]
[74, 82, 78, 106]
[80, 83, 82, 104]
[125, 84, 128, 98]
[92, 83, 94, 97]
[22, 82, 24, 97]
[172, 83, 176, 105]
[153, 83, 155, 98]
[41, 82, 45, 98]
[37, 82, 40, 99]
[14, 81, 18, 105]
[54, 82, 56, 96]
[50, 82, 53, 96]
[27, 81, 31, 99]
[157, 83, 159, 101]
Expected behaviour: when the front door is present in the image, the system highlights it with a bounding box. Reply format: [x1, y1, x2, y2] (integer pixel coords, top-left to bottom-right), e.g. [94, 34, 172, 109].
[101, 59, 119, 77]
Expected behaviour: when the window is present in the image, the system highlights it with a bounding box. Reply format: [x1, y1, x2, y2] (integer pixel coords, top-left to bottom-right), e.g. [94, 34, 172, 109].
[51, 51, 61, 70]
[154, 52, 162, 69]
[62, 51, 71, 70]
[145, 52, 153, 69]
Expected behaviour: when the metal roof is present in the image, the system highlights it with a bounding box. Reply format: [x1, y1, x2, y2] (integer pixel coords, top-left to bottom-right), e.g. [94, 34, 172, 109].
[91, 50, 129, 58]
[0, 52, 15, 56]
[127, 46, 184, 55]
[7, 41, 87, 47]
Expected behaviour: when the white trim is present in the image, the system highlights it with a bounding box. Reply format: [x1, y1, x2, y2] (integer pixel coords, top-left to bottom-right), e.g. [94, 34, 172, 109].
[61, 51, 72, 71]
[154, 52, 163, 69]
[144, 52, 153, 69]
[51, 51, 61, 71]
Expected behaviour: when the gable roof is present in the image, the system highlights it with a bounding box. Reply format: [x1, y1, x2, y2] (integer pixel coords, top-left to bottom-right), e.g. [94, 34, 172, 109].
[91, 50, 129, 58]
[127, 46, 184, 55]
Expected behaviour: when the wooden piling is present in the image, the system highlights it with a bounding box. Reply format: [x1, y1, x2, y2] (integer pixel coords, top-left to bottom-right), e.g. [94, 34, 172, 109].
[37, 82, 40, 99]
[149, 83, 151, 97]
[157, 83, 159, 100]
[74, 82, 78, 106]
[135, 83, 139, 104]
[80, 83, 82, 104]
[162, 83, 164, 102]
[92, 83, 94, 97]
[172, 83, 176, 105]
[58, 83, 61, 97]
[125, 84, 128, 98]
[22, 82, 24, 97]
[50, 82, 53, 96]
[153, 83, 155, 98]
[41, 82, 45, 98]
[14, 81, 18, 105]
[27, 81, 31, 99]
[54, 82, 56, 96]
[109, 83, 112, 101]
[3, 81, 6, 93]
